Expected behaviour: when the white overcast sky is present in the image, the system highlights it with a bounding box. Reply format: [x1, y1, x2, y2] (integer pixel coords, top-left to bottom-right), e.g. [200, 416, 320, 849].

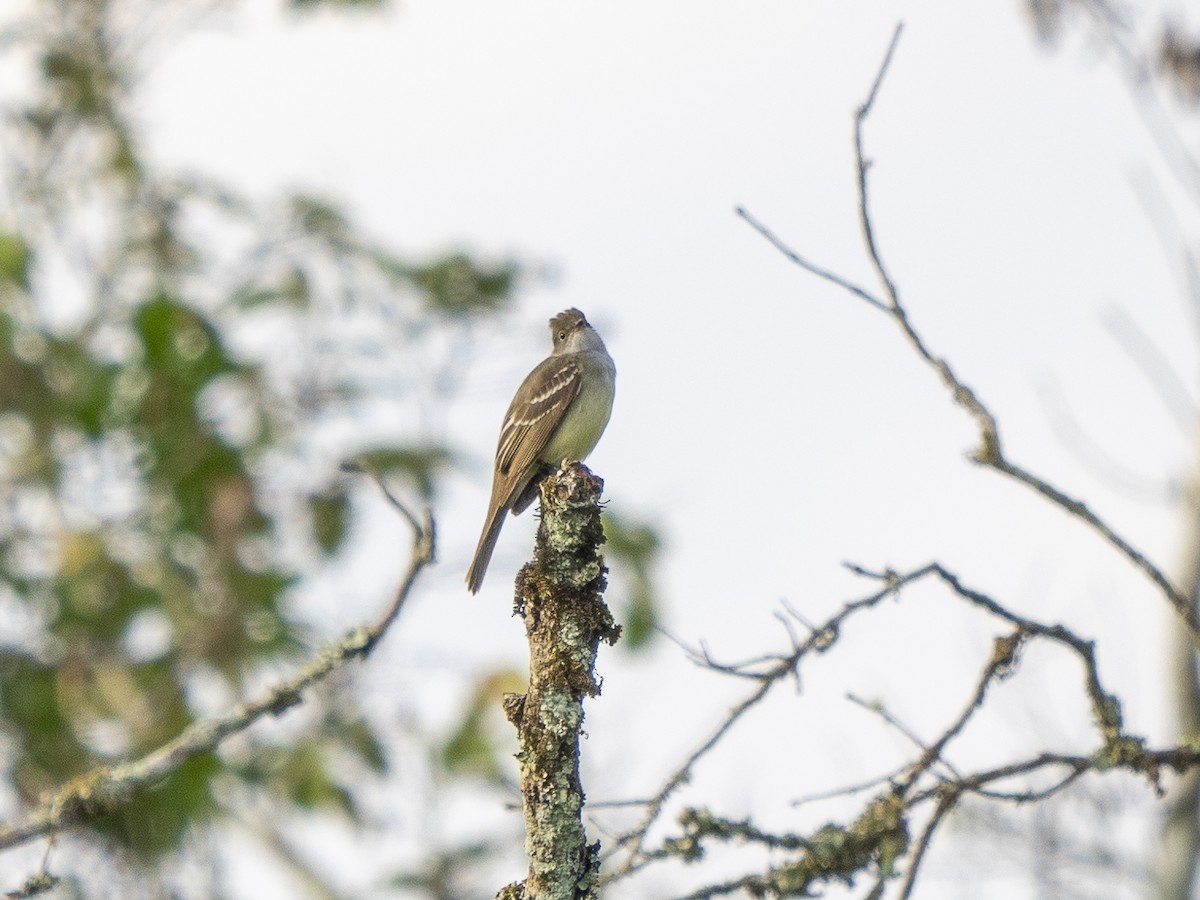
[51, 0, 1200, 896]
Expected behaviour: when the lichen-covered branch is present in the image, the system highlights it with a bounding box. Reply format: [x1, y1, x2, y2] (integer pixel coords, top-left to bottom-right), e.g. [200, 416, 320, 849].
[0, 486, 434, 856]
[497, 462, 620, 900]
[607, 561, 1200, 897]
[607, 565, 932, 882]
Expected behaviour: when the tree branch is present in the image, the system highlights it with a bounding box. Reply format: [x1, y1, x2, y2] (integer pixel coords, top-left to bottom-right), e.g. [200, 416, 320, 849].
[497, 462, 620, 900]
[738, 20, 1200, 642]
[0, 485, 434, 855]
[614, 561, 1200, 897]
[606, 565, 933, 882]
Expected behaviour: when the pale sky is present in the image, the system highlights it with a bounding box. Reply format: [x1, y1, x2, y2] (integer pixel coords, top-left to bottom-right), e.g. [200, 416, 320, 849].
[52, 0, 1200, 896]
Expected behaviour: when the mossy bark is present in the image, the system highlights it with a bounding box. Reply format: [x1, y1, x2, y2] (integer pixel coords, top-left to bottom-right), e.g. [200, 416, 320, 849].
[499, 462, 620, 900]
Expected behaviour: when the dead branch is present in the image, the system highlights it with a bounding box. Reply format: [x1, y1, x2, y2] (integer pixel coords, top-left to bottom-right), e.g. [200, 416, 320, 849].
[737, 21, 1200, 643]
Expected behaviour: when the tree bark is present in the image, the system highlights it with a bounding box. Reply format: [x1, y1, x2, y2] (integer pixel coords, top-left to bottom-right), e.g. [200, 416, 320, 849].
[497, 462, 620, 900]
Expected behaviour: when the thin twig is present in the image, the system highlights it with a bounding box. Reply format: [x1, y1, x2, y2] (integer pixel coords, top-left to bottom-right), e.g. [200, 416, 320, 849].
[846, 693, 962, 780]
[739, 18, 1200, 642]
[1129, 167, 1200, 345]
[622, 561, 1200, 895]
[644, 18, 1200, 897]
[734, 206, 888, 312]
[364, 505, 435, 654]
[605, 565, 936, 881]
[897, 789, 956, 900]
[791, 765, 908, 808]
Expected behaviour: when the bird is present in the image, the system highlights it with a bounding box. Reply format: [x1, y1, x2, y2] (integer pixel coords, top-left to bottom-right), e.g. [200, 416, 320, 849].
[466, 308, 616, 593]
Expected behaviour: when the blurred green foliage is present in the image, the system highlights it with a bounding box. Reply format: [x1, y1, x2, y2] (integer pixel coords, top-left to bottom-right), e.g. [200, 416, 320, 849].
[437, 508, 665, 793]
[0, 1, 661, 896]
[603, 510, 663, 650]
[0, 234, 31, 292]
[0, 0, 517, 886]
[407, 253, 520, 315]
[440, 667, 525, 782]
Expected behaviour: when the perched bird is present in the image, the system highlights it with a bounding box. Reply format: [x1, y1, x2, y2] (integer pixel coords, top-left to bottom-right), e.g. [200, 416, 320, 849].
[466, 308, 616, 593]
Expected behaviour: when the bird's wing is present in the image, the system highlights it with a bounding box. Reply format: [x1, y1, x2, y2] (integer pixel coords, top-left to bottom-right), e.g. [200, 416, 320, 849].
[495, 356, 582, 494]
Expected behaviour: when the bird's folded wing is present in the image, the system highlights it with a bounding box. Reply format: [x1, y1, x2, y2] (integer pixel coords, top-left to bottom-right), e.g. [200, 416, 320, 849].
[496, 357, 582, 483]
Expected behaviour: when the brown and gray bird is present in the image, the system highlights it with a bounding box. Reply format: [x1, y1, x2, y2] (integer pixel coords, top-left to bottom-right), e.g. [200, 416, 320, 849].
[466, 308, 616, 593]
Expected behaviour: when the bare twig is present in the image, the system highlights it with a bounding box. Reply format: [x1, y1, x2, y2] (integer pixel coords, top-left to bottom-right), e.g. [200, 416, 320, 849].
[605, 566, 930, 881]
[621, 17, 1200, 898]
[739, 20, 1200, 642]
[896, 790, 955, 900]
[847, 694, 929, 754]
[631, 561, 1199, 897]
[1129, 167, 1200, 343]
[734, 207, 887, 312]
[899, 629, 1025, 790]
[791, 765, 909, 808]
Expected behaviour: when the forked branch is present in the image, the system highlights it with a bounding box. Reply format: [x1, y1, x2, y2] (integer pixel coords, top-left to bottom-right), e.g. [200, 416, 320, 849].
[737, 22, 1198, 642]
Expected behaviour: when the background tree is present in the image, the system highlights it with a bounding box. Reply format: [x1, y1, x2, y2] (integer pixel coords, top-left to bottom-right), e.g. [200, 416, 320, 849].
[0, 0, 524, 895]
[1019, 3, 1200, 897]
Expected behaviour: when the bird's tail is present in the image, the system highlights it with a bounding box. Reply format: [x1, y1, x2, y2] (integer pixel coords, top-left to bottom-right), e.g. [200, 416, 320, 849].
[466, 507, 507, 594]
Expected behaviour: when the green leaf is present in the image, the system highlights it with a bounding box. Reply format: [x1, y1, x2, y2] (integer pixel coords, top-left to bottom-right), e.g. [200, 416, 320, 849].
[289, 195, 349, 242]
[310, 488, 350, 555]
[134, 295, 238, 387]
[409, 253, 518, 315]
[40, 49, 116, 119]
[624, 590, 658, 650]
[603, 511, 662, 562]
[232, 266, 310, 310]
[246, 743, 357, 817]
[441, 713, 501, 780]
[0, 651, 87, 783]
[0, 233, 31, 291]
[388, 842, 496, 890]
[340, 716, 388, 773]
[55, 532, 158, 639]
[603, 510, 664, 651]
[288, 753, 355, 815]
[42, 340, 120, 437]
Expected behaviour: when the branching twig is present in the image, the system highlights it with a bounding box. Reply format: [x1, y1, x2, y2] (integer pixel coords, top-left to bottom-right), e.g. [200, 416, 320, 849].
[605, 566, 931, 881]
[739, 20, 1200, 642]
[896, 789, 954, 900]
[734, 206, 887, 312]
[618, 561, 1200, 897]
[611, 19, 1200, 899]
[846, 693, 961, 781]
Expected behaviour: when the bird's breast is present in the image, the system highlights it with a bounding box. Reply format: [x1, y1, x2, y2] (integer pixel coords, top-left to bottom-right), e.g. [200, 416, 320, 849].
[540, 363, 615, 464]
